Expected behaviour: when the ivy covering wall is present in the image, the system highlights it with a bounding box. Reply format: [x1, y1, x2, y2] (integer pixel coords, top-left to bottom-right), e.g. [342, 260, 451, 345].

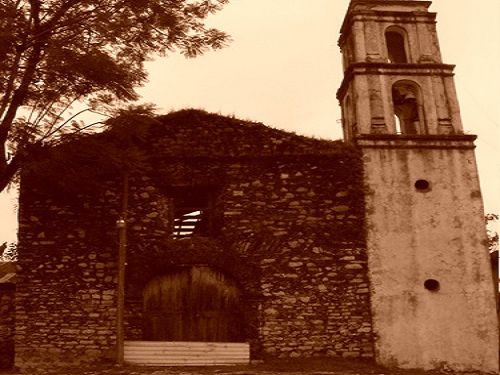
[16, 110, 373, 366]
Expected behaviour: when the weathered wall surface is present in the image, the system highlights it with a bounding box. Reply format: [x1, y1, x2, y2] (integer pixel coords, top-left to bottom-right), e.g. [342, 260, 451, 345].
[122, 156, 373, 359]
[0, 284, 15, 369]
[337, 1, 463, 141]
[16, 185, 120, 366]
[16, 110, 374, 366]
[359, 136, 499, 373]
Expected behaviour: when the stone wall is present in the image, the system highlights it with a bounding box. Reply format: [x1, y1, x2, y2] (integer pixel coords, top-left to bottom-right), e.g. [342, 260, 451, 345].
[0, 284, 15, 369]
[220, 156, 372, 358]
[16, 110, 374, 365]
[119, 154, 373, 359]
[16, 183, 120, 366]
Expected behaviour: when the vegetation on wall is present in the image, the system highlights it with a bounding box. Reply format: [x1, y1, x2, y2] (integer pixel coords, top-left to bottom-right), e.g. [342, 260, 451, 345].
[127, 236, 260, 293]
[22, 109, 351, 200]
[22, 106, 158, 198]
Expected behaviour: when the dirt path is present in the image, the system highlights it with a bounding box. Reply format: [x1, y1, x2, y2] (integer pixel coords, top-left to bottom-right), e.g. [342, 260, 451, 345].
[0, 358, 478, 375]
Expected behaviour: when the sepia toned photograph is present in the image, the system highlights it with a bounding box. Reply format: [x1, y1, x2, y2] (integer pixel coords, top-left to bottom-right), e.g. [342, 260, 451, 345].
[0, 1, 498, 374]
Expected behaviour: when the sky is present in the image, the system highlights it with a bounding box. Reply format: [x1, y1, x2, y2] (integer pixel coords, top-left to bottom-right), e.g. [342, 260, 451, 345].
[1, 0, 499, 243]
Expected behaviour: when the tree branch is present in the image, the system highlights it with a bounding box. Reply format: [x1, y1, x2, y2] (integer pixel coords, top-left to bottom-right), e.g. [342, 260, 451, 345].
[32, 86, 72, 128]
[41, 108, 109, 141]
[37, 96, 79, 138]
[0, 50, 24, 122]
[0, 0, 44, 144]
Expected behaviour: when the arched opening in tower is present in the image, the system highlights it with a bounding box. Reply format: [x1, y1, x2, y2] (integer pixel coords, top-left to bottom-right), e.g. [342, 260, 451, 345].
[385, 31, 408, 63]
[392, 82, 422, 135]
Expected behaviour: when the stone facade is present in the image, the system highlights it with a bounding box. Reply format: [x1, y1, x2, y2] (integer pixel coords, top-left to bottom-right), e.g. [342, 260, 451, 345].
[16, 193, 120, 365]
[16, 110, 374, 366]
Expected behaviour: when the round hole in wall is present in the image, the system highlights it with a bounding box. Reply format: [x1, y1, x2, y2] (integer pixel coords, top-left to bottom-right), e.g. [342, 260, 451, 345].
[424, 279, 440, 292]
[414, 179, 430, 191]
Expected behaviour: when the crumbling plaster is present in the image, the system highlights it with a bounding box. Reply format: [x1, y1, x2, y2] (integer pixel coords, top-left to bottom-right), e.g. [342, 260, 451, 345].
[359, 135, 498, 373]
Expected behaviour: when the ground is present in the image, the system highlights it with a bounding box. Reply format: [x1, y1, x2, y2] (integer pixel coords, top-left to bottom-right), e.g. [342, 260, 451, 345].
[0, 358, 483, 375]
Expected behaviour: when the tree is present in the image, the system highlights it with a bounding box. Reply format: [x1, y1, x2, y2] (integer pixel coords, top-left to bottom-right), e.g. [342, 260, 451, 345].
[0, 0, 230, 192]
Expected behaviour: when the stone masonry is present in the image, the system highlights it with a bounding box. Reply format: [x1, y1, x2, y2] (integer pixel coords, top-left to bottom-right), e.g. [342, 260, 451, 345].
[16, 110, 374, 366]
[0, 283, 15, 369]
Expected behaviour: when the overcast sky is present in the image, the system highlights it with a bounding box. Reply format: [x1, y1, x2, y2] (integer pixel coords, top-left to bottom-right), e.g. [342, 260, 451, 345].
[1, 0, 499, 243]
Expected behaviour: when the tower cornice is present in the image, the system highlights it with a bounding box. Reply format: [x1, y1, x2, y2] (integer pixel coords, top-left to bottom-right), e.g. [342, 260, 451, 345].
[337, 63, 455, 100]
[339, 1, 433, 46]
[355, 134, 477, 150]
[339, 11, 437, 47]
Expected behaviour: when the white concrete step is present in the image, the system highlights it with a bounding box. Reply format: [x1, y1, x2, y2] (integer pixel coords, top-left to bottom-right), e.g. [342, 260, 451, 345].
[124, 341, 250, 366]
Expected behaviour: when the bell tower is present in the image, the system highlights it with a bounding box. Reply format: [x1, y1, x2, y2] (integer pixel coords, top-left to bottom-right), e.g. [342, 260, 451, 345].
[337, 1, 498, 373]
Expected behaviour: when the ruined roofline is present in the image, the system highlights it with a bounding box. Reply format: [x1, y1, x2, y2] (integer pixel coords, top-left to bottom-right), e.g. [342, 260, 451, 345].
[28, 108, 346, 159]
[21, 109, 357, 200]
[156, 109, 336, 141]
[144, 109, 347, 156]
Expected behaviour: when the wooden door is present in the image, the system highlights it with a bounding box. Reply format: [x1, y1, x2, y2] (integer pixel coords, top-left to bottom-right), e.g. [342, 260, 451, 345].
[143, 266, 244, 342]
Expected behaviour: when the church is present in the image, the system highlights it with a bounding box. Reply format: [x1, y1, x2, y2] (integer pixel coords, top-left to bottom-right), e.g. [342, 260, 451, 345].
[7, 0, 499, 373]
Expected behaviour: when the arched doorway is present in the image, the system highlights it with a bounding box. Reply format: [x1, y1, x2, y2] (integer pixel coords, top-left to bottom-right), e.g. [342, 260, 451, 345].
[143, 266, 244, 342]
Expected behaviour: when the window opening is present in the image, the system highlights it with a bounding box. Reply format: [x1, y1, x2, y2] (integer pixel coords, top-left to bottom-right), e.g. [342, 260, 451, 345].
[173, 210, 204, 238]
[424, 279, 440, 292]
[392, 82, 421, 135]
[169, 187, 216, 239]
[414, 179, 430, 191]
[386, 31, 407, 63]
